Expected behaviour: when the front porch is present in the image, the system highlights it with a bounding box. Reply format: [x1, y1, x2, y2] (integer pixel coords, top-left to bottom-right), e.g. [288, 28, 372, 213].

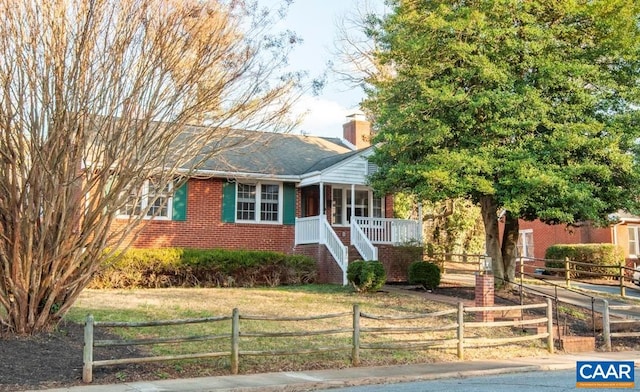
[294, 214, 423, 285]
[293, 147, 423, 284]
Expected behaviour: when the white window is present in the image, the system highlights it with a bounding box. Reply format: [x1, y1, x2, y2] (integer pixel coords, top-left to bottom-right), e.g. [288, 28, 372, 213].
[236, 182, 281, 223]
[119, 179, 173, 219]
[260, 184, 279, 221]
[236, 183, 256, 221]
[629, 226, 639, 257]
[372, 197, 383, 218]
[517, 229, 534, 259]
[349, 190, 370, 223]
[332, 188, 343, 224]
[331, 187, 383, 225]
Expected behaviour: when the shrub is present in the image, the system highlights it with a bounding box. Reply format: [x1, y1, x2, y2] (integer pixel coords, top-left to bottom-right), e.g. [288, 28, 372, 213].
[544, 244, 624, 279]
[90, 248, 317, 288]
[347, 260, 386, 293]
[408, 261, 441, 290]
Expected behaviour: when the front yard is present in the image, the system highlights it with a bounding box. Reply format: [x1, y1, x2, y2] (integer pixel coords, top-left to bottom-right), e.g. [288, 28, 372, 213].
[1, 285, 550, 391]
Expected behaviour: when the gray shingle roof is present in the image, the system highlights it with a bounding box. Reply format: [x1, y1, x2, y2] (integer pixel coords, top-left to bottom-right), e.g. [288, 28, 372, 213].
[192, 129, 356, 176]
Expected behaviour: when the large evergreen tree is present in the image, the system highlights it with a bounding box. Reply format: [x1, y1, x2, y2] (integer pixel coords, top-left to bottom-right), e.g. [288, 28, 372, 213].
[363, 0, 640, 285]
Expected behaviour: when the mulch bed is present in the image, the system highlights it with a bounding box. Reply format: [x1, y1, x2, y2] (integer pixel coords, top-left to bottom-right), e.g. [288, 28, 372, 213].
[0, 321, 156, 391]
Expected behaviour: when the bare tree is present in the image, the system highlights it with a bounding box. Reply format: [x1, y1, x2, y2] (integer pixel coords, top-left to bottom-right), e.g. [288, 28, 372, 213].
[0, 0, 303, 335]
[331, 1, 391, 93]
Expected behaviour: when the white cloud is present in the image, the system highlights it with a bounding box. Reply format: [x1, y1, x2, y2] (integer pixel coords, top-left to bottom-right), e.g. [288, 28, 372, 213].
[291, 95, 361, 139]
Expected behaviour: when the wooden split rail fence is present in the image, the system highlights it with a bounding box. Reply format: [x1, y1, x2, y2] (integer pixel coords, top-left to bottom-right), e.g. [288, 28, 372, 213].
[602, 300, 640, 351]
[82, 300, 554, 383]
[538, 258, 635, 298]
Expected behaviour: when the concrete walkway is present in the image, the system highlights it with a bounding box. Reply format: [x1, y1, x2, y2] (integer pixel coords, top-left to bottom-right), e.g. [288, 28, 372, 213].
[440, 272, 640, 319]
[35, 351, 640, 392]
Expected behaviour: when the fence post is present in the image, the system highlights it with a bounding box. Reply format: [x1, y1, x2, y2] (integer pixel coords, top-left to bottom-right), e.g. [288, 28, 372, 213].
[602, 299, 611, 352]
[457, 302, 464, 360]
[565, 257, 571, 289]
[619, 266, 626, 298]
[519, 258, 524, 306]
[352, 304, 360, 366]
[231, 308, 239, 374]
[82, 314, 94, 383]
[519, 257, 524, 280]
[546, 298, 554, 354]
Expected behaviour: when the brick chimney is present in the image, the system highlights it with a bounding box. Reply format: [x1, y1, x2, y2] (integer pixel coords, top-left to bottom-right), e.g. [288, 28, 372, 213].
[342, 113, 371, 149]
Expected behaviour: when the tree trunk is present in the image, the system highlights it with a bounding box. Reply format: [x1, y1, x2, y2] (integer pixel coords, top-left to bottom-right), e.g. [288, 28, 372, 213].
[501, 211, 519, 283]
[0, 0, 301, 335]
[479, 195, 504, 286]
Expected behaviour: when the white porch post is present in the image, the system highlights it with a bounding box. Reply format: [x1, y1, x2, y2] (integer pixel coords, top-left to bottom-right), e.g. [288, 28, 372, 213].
[320, 182, 324, 217]
[350, 184, 355, 221]
[319, 182, 325, 243]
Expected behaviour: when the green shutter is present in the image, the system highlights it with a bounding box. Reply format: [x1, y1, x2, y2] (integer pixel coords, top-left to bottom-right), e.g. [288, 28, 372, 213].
[172, 182, 188, 221]
[283, 182, 296, 225]
[222, 181, 236, 223]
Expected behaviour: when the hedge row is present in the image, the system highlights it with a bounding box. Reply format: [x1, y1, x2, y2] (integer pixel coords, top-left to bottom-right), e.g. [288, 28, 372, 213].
[544, 244, 624, 279]
[89, 248, 317, 288]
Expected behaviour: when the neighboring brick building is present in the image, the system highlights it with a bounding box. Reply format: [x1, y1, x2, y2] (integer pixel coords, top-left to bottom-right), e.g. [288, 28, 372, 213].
[517, 213, 640, 267]
[117, 114, 423, 284]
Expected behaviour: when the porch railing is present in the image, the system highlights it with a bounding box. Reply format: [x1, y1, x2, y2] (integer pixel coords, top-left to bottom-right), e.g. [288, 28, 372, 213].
[321, 217, 348, 285]
[354, 217, 422, 245]
[295, 215, 348, 285]
[294, 216, 321, 245]
[351, 220, 378, 261]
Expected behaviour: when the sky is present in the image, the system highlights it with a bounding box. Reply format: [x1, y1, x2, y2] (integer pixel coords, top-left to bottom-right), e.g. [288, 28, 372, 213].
[271, 1, 372, 139]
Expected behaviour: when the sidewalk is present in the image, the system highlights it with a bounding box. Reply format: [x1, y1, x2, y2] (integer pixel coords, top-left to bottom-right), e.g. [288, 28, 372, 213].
[35, 351, 640, 392]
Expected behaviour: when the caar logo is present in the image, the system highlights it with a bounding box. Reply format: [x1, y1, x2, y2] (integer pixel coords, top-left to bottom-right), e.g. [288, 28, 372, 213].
[576, 361, 635, 388]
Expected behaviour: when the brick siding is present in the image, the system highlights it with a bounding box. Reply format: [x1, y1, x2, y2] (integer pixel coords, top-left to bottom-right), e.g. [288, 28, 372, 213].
[112, 178, 295, 253]
[385, 196, 394, 219]
[518, 219, 612, 260]
[114, 177, 408, 283]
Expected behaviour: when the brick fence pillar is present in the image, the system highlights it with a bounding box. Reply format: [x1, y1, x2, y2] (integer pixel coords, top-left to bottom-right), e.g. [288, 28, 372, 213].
[475, 273, 494, 322]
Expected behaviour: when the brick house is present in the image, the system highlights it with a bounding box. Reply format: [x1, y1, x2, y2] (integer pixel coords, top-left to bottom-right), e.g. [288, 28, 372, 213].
[516, 212, 640, 268]
[117, 114, 423, 284]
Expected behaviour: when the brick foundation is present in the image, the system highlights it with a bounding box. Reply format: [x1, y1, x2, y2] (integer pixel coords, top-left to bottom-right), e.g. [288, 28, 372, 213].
[296, 244, 423, 285]
[378, 245, 423, 282]
[294, 244, 344, 285]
